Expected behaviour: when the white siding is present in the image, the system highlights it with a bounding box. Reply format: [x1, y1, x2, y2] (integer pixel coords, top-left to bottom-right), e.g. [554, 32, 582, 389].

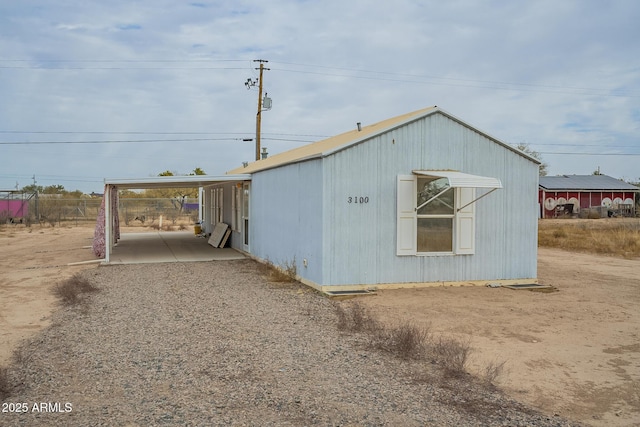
[251, 160, 324, 284]
[322, 113, 538, 286]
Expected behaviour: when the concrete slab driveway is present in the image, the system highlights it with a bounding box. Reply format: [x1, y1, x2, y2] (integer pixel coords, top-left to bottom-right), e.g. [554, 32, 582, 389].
[109, 231, 245, 264]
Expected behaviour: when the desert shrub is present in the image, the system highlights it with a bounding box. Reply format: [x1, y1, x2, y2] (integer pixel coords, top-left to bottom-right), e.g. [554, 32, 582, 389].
[263, 258, 298, 283]
[53, 274, 99, 306]
[552, 228, 568, 238]
[334, 302, 381, 333]
[432, 335, 473, 377]
[283, 258, 297, 281]
[370, 321, 430, 360]
[333, 301, 510, 388]
[481, 360, 507, 386]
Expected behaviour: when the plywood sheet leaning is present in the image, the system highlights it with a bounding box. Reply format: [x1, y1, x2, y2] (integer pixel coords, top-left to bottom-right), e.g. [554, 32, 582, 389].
[208, 223, 229, 248]
[219, 228, 231, 248]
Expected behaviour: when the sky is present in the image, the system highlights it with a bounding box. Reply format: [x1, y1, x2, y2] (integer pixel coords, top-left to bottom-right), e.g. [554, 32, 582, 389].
[1, 0, 639, 194]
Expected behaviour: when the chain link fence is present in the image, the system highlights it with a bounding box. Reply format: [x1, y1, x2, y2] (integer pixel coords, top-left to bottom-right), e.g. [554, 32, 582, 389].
[2, 196, 199, 227]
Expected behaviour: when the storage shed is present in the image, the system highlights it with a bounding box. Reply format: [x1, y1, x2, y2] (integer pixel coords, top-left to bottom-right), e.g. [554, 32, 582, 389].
[217, 106, 540, 292]
[539, 175, 638, 218]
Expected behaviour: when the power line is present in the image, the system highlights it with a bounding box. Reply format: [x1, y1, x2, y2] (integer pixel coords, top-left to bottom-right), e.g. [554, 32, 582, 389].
[0, 130, 328, 137]
[526, 143, 640, 148]
[0, 131, 245, 135]
[539, 152, 640, 156]
[1, 59, 248, 63]
[2, 58, 637, 97]
[0, 136, 319, 145]
[262, 137, 316, 143]
[271, 67, 637, 98]
[271, 61, 631, 94]
[0, 65, 248, 70]
[0, 137, 248, 145]
[0, 58, 250, 70]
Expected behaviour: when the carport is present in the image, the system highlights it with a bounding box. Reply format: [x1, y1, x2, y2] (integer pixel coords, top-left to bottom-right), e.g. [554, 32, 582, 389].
[101, 174, 251, 264]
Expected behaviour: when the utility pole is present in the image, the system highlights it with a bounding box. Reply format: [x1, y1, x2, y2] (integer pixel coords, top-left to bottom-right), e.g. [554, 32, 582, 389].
[32, 174, 39, 221]
[245, 59, 270, 161]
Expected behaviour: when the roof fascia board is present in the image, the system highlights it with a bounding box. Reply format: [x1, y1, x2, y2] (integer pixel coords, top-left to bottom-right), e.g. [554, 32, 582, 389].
[104, 174, 251, 189]
[320, 108, 440, 158]
[234, 153, 323, 175]
[321, 107, 541, 166]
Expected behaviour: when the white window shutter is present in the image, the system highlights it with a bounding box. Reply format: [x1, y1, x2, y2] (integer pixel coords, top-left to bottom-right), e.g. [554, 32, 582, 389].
[397, 175, 417, 255]
[455, 187, 476, 254]
[231, 186, 236, 230]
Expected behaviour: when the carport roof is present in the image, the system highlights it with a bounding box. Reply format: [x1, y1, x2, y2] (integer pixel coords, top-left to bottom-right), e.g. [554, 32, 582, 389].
[104, 174, 251, 190]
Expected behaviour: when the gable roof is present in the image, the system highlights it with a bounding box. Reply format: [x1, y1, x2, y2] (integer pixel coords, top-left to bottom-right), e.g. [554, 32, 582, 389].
[227, 106, 539, 174]
[539, 175, 639, 191]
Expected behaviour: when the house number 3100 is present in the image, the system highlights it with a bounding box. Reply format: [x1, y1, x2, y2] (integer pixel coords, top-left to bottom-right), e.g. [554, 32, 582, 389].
[347, 196, 369, 204]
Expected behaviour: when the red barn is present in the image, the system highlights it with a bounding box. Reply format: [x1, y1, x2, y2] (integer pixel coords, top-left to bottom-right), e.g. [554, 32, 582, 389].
[539, 175, 638, 218]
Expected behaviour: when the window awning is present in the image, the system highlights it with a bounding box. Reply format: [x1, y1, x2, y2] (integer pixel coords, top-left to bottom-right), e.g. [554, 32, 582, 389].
[413, 170, 503, 189]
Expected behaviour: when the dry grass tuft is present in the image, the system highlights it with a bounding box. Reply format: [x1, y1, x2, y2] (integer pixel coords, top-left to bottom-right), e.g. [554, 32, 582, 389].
[481, 359, 507, 386]
[333, 303, 492, 381]
[539, 219, 640, 258]
[263, 258, 298, 283]
[335, 302, 381, 333]
[370, 321, 429, 360]
[53, 274, 99, 306]
[432, 335, 473, 377]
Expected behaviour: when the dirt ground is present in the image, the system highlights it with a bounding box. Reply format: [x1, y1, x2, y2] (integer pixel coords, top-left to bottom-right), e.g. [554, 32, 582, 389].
[0, 224, 638, 426]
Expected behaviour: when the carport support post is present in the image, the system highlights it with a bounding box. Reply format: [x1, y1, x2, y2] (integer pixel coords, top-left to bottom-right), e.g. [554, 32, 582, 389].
[105, 185, 111, 263]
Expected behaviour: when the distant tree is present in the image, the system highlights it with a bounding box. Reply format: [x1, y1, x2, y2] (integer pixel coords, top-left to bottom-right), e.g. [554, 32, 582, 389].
[42, 185, 66, 194]
[119, 189, 143, 198]
[516, 143, 548, 176]
[20, 183, 86, 197]
[20, 184, 43, 194]
[142, 168, 203, 199]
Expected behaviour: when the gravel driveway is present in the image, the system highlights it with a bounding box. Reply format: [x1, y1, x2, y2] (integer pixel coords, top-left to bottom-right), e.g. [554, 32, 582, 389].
[2, 260, 579, 426]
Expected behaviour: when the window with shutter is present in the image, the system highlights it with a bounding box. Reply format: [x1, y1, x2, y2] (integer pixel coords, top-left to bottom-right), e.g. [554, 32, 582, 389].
[397, 171, 500, 256]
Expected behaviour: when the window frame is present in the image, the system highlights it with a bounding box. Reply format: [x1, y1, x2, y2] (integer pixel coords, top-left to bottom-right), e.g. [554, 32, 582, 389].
[416, 177, 455, 254]
[397, 174, 489, 256]
[210, 187, 223, 226]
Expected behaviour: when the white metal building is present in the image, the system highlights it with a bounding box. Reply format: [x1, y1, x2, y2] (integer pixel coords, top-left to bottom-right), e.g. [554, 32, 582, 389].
[216, 106, 539, 291]
[101, 106, 539, 292]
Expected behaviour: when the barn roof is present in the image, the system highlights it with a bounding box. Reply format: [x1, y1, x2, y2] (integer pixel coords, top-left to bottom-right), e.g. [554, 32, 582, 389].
[227, 106, 539, 175]
[539, 175, 639, 191]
